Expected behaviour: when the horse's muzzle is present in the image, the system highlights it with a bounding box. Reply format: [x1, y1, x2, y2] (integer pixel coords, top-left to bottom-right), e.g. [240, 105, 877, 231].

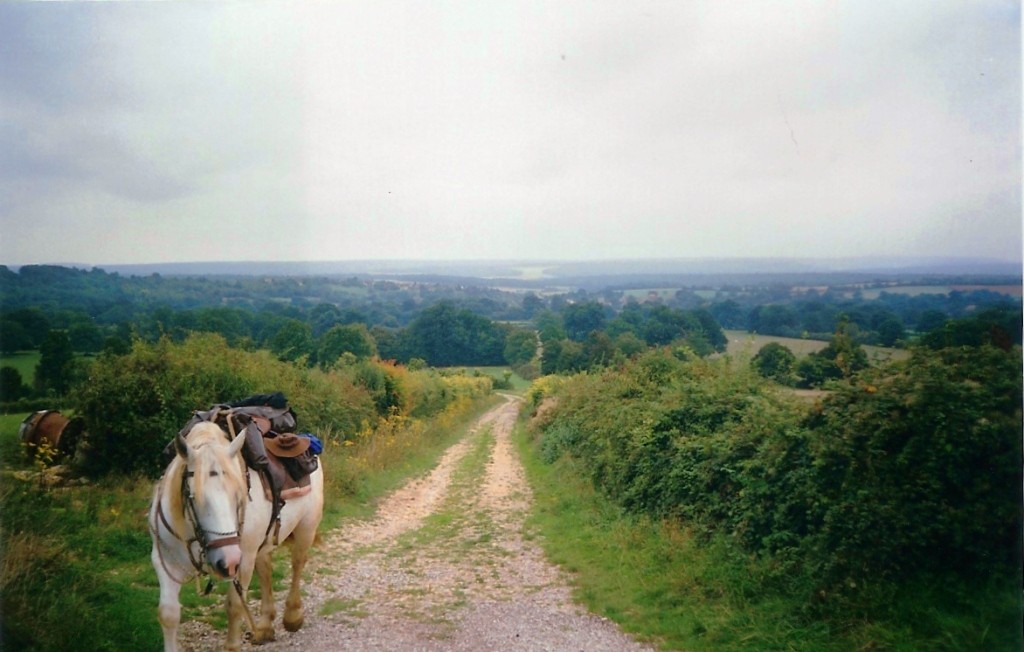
[206, 536, 242, 579]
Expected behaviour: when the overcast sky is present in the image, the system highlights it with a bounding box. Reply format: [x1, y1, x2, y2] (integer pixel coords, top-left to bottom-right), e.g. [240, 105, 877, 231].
[1, 1, 1020, 266]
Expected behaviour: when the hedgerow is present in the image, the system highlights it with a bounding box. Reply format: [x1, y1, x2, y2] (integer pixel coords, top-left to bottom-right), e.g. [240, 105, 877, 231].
[535, 344, 1022, 608]
[71, 333, 491, 477]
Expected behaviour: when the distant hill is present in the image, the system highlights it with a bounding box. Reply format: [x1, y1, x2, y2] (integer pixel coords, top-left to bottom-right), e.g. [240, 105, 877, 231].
[19, 256, 1021, 285]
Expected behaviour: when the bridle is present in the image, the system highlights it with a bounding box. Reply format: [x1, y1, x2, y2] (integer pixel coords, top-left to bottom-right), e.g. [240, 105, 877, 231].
[150, 431, 261, 632]
[180, 465, 246, 573]
[151, 456, 248, 586]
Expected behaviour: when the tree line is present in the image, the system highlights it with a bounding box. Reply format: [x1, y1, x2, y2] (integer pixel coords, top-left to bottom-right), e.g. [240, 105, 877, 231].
[2, 264, 1020, 405]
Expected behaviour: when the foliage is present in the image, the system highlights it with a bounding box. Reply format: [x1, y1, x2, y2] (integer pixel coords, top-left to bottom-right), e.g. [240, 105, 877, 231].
[270, 318, 314, 363]
[35, 329, 77, 395]
[533, 342, 1022, 615]
[919, 306, 1022, 350]
[318, 323, 377, 368]
[518, 417, 1022, 652]
[796, 320, 869, 388]
[503, 328, 538, 367]
[803, 344, 1023, 589]
[71, 334, 377, 477]
[0, 366, 30, 401]
[402, 301, 507, 366]
[750, 342, 797, 385]
[562, 301, 608, 342]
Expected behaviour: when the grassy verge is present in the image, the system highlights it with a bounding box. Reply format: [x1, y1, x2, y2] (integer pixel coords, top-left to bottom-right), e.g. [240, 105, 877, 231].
[442, 366, 532, 392]
[514, 415, 1021, 652]
[0, 394, 499, 650]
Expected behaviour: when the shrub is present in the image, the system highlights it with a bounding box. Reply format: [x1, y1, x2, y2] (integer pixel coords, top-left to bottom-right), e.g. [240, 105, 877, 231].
[72, 334, 378, 477]
[750, 342, 797, 385]
[803, 345, 1023, 588]
[537, 345, 1022, 607]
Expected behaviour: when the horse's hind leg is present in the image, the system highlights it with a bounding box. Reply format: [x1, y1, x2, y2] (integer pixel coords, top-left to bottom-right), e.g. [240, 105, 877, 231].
[251, 547, 277, 644]
[283, 524, 316, 632]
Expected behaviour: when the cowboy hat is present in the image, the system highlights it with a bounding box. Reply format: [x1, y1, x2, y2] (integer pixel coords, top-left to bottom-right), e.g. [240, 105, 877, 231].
[264, 433, 311, 458]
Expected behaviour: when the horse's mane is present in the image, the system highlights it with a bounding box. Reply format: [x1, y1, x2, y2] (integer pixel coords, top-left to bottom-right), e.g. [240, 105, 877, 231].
[158, 422, 247, 536]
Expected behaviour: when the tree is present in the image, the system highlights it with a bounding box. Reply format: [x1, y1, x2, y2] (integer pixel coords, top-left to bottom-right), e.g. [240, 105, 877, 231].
[6, 308, 50, 348]
[797, 320, 868, 387]
[708, 299, 745, 329]
[876, 317, 904, 347]
[540, 338, 563, 375]
[563, 301, 606, 342]
[405, 301, 506, 366]
[751, 342, 797, 385]
[691, 308, 727, 352]
[35, 329, 75, 395]
[534, 310, 565, 343]
[748, 304, 800, 337]
[521, 293, 544, 318]
[317, 324, 377, 368]
[68, 320, 104, 352]
[0, 319, 32, 354]
[504, 329, 538, 367]
[270, 319, 314, 363]
[0, 366, 29, 400]
[310, 303, 342, 337]
[583, 331, 617, 368]
[614, 332, 647, 358]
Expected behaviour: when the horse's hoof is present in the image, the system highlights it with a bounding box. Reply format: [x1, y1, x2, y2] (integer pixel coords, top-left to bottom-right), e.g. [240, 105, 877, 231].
[283, 615, 304, 632]
[251, 626, 276, 644]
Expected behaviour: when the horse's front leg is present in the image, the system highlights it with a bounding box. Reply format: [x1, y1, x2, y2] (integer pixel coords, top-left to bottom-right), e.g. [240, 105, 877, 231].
[225, 555, 257, 652]
[251, 548, 276, 644]
[152, 550, 184, 652]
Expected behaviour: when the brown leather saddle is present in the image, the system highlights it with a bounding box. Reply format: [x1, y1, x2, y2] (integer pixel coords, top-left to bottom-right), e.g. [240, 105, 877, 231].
[169, 398, 319, 544]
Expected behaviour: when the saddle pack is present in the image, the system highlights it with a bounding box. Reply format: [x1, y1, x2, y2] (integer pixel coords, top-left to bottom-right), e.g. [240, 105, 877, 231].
[165, 392, 319, 544]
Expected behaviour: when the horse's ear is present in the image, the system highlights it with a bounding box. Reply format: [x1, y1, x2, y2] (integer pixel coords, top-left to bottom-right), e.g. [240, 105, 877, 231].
[174, 433, 191, 459]
[227, 433, 246, 457]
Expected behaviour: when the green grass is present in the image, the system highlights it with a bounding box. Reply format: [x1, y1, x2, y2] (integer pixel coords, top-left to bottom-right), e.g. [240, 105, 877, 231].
[514, 417, 1022, 651]
[724, 330, 909, 364]
[0, 350, 41, 386]
[444, 366, 531, 392]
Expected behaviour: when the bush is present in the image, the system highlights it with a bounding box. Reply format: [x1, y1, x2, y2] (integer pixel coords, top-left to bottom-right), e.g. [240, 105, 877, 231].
[72, 334, 378, 477]
[537, 345, 1022, 607]
[803, 345, 1023, 588]
[750, 342, 797, 385]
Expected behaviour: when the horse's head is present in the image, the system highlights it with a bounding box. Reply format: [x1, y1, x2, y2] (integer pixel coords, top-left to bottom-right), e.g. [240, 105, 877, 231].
[175, 422, 248, 579]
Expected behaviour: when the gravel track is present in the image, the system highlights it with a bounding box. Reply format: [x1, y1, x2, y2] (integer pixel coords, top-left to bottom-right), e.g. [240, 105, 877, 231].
[180, 396, 655, 651]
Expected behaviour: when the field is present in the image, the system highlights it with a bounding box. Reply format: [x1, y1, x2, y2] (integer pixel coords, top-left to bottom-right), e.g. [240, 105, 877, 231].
[443, 366, 531, 391]
[724, 330, 909, 363]
[0, 351, 41, 386]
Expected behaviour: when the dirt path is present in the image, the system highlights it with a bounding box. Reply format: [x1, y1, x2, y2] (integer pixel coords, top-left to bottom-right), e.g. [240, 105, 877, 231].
[181, 396, 654, 651]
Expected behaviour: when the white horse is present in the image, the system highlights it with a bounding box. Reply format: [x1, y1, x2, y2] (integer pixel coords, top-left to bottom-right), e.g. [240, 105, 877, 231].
[149, 421, 324, 652]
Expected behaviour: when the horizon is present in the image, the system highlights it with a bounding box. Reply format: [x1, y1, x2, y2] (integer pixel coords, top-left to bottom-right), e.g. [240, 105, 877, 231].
[5, 254, 1021, 280]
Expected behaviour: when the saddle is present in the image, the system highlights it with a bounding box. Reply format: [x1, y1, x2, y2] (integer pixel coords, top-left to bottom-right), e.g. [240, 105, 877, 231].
[166, 393, 319, 544]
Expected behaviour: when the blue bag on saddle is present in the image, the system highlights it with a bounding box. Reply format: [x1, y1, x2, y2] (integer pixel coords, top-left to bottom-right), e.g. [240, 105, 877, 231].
[299, 433, 323, 455]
